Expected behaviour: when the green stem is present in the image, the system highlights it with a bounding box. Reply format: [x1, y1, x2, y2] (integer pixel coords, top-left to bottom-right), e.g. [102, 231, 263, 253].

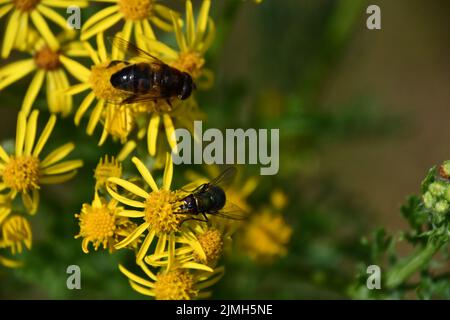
[385, 241, 442, 289]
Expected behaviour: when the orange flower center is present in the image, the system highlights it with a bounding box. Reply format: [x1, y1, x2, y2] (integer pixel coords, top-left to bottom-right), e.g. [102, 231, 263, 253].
[13, 0, 40, 12]
[118, 0, 153, 21]
[171, 51, 204, 79]
[34, 46, 60, 70]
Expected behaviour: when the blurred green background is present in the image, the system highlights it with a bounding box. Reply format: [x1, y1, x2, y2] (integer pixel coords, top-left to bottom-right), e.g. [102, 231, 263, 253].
[1, 0, 450, 299]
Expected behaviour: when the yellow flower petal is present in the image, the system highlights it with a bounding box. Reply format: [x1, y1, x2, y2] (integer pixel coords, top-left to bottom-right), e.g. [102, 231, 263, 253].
[96, 32, 107, 62]
[0, 145, 10, 163]
[163, 114, 178, 153]
[41, 0, 88, 7]
[81, 11, 123, 41]
[65, 82, 90, 96]
[136, 230, 156, 263]
[14, 10, 29, 49]
[106, 184, 146, 208]
[32, 114, 56, 157]
[40, 142, 75, 168]
[114, 222, 149, 250]
[86, 99, 105, 135]
[81, 5, 119, 33]
[46, 71, 58, 113]
[39, 171, 77, 184]
[37, 4, 68, 29]
[181, 261, 214, 273]
[21, 70, 45, 116]
[122, 20, 133, 42]
[143, 39, 177, 60]
[0, 256, 22, 268]
[0, 4, 13, 20]
[30, 10, 59, 50]
[152, 15, 174, 33]
[15, 112, 27, 157]
[167, 233, 175, 270]
[118, 264, 154, 288]
[129, 281, 155, 296]
[0, 62, 35, 91]
[162, 153, 173, 191]
[108, 177, 149, 199]
[155, 234, 166, 255]
[196, 0, 211, 43]
[74, 91, 96, 125]
[22, 189, 39, 215]
[0, 59, 35, 78]
[186, 0, 195, 47]
[59, 55, 90, 82]
[1, 9, 20, 58]
[117, 140, 136, 161]
[55, 69, 72, 116]
[132, 157, 158, 192]
[41, 160, 83, 175]
[142, 19, 155, 40]
[24, 110, 39, 156]
[117, 210, 145, 218]
[199, 19, 215, 54]
[147, 113, 160, 156]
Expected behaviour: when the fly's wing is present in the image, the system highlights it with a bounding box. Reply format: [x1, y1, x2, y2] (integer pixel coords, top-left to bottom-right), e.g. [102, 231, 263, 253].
[109, 36, 166, 65]
[212, 202, 249, 221]
[120, 90, 173, 105]
[205, 166, 237, 191]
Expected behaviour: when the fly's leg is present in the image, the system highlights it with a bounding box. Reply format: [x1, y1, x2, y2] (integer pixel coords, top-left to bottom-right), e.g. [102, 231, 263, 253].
[179, 214, 209, 226]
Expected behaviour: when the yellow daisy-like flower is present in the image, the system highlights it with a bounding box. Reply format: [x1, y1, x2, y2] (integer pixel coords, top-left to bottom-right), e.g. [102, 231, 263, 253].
[75, 193, 138, 253]
[145, 0, 215, 88]
[240, 210, 292, 263]
[106, 153, 207, 269]
[118, 264, 224, 300]
[0, 0, 87, 58]
[0, 197, 12, 225]
[0, 110, 83, 214]
[81, 0, 177, 44]
[0, 215, 32, 255]
[0, 30, 89, 116]
[94, 155, 122, 190]
[147, 217, 234, 268]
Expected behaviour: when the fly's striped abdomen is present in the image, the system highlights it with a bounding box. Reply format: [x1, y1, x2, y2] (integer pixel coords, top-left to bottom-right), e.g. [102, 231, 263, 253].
[133, 63, 153, 94]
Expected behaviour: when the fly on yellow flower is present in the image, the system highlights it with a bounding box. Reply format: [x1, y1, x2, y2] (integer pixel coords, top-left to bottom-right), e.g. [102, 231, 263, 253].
[65, 32, 139, 143]
[75, 193, 139, 253]
[0, 30, 89, 116]
[118, 264, 224, 300]
[0, 215, 32, 255]
[106, 153, 207, 269]
[81, 0, 177, 44]
[0, 110, 83, 214]
[144, 0, 215, 89]
[185, 165, 258, 213]
[0, 0, 87, 58]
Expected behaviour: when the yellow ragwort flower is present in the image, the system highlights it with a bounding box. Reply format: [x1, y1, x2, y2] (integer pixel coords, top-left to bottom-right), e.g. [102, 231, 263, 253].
[0, 110, 83, 214]
[94, 155, 122, 190]
[0, 215, 32, 255]
[145, 0, 215, 88]
[119, 264, 224, 300]
[0, 30, 90, 116]
[75, 193, 138, 253]
[147, 218, 234, 268]
[0, 0, 87, 58]
[81, 0, 177, 43]
[240, 210, 292, 263]
[106, 153, 208, 269]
